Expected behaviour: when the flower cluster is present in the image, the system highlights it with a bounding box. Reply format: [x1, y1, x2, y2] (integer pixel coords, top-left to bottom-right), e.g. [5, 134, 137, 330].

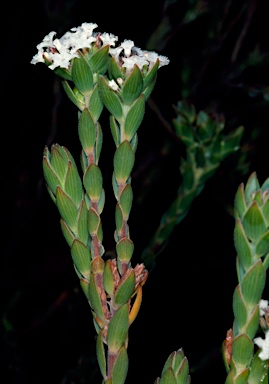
[30, 22, 169, 73]
[109, 39, 169, 75]
[31, 22, 117, 70]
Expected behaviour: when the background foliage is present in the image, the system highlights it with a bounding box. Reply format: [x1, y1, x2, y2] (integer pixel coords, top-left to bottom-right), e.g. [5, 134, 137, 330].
[1, 1, 269, 383]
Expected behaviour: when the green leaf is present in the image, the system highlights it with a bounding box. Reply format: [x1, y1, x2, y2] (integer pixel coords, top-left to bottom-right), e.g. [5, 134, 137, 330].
[43, 153, 61, 197]
[71, 239, 91, 278]
[234, 184, 247, 220]
[232, 334, 253, 368]
[262, 199, 269, 227]
[241, 260, 266, 308]
[159, 368, 177, 384]
[97, 188, 105, 214]
[173, 118, 194, 146]
[77, 200, 89, 244]
[99, 76, 123, 121]
[64, 161, 84, 206]
[112, 173, 119, 200]
[143, 75, 157, 100]
[96, 329, 107, 380]
[124, 94, 145, 141]
[233, 369, 249, 384]
[220, 125, 244, 159]
[54, 66, 72, 80]
[161, 352, 175, 374]
[107, 304, 129, 354]
[89, 45, 109, 73]
[119, 184, 133, 219]
[80, 279, 90, 299]
[98, 224, 104, 247]
[143, 59, 159, 89]
[233, 286, 248, 331]
[261, 177, 269, 193]
[72, 56, 93, 93]
[103, 260, 115, 296]
[253, 190, 263, 205]
[225, 370, 234, 384]
[88, 271, 106, 321]
[50, 144, 68, 182]
[114, 270, 135, 305]
[121, 65, 143, 105]
[242, 202, 267, 242]
[108, 56, 122, 80]
[255, 229, 269, 257]
[234, 219, 253, 271]
[89, 84, 103, 122]
[60, 218, 75, 247]
[115, 204, 124, 232]
[130, 132, 138, 152]
[114, 141, 135, 183]
[56, 187, 78, 233]
[244, 172, 260, 204]
[110, 115, 120, 147]
[78, 108, 96, 152]
[176, 357, 190, 384]
[83, 164, 103, 201]
[196, 111, 211, 141]
[95, 122, 103, 164]
[172, 350, 185, 374]
[88, 208, 101, 235]
[112, 346, 128, 384]
[245, 305, 260, 339]
[175, 101, 196, 124]
[62, 80, 85, 110]
[248, 350, 269, 384]
[263, 253, 269, 271]
[116, 238, 134, 263]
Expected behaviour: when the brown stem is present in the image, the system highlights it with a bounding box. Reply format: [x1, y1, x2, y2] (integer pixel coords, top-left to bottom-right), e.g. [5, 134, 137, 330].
[107, 351, 117, 379]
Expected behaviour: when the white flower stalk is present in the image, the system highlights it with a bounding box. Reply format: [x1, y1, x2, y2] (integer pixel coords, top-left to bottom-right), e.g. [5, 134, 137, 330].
[254, 330, 269, 361]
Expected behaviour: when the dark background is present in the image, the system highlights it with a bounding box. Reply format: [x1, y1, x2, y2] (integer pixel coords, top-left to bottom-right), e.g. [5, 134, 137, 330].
[1, 1, 269, 383]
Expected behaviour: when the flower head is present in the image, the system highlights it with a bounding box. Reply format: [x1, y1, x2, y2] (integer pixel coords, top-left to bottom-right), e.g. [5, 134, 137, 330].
[31, 22, 170, 76]
[254, 330, 269, 361]
[109, 40, 169, 76]
[30, 22, 118, 70]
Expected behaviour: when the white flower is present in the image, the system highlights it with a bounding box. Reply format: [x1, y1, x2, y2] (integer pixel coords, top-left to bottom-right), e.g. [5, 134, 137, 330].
[60, 30, 96, 53]
[109, 46, 124, 62]
[31, 22, 103, 70]
[120, 40, 134, 57]
[30, 50, 45, 65]
[100, 33, 118, 47]
[254, 330, 269, 360]
[31, 23, 170, 74]
[36, 31, 57, 50]
[108, 80, 119, 91]
[143, 51, 170, 69]
[122, 55, 149, 75]
[71, 22, 98, 36]
[259, 299, 269, 316]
